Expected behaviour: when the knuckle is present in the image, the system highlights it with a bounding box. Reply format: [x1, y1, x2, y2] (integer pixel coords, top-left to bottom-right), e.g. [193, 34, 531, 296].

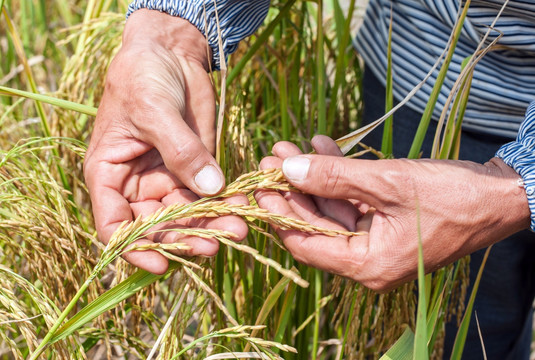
[366, 281, 391, 293]
[285, 238, 310, 265]
[380, 165, 412, 203]
[359, 268, 394, 292]
[200, 244, 219, 257]
[82, 156, 96, 185]
[171, 137, 205, 166]
[351, 257, 399, 293]
[386, 169, 411, 187]
[322, 160, 346, 194]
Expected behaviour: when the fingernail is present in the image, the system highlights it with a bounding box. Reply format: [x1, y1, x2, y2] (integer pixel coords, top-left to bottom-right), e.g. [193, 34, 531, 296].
[195, 164, 223, 195]
[283, 156, 310, 181]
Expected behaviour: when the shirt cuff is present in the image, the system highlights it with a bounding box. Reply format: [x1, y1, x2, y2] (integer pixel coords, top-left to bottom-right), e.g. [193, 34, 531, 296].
[495, 101, 535, 231]
[126, 0, 271, 70]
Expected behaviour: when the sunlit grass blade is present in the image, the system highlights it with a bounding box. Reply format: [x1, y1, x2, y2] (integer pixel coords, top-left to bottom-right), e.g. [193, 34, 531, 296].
[316, 0, 326, 136]
[203, 352, 278, 360]
[432, 55, 472, 159]
[49, 262, 180, 344]
[311, 269, 321, 360]
[475, 313, 487, 359]
[426, 278, 447, 353]
[274, 279, 297, 344]
[75, 0, 99, 53]
[146, 282, 190, 360]
[439, 73, 472, 160]
[56, 0, 75, 26]
[447, 83, 471, 159]
[0, 85, 98, 116]
[214, 3, 227, 165]
[407, 0, 471, 159]
[2, 6, 83, 223]
[413, 203, 428, 360]
[380, 327, 415, 360]
[338, 283, 358, 360]
[244, 275, 292, 352]
[226, 0, 297, 85]
[381, 8, 394, 157]
[2, 6, 51, 138]
[278, 60, 290, 140]
[326, 0, 356, 134]
[450, 246, 492, 360]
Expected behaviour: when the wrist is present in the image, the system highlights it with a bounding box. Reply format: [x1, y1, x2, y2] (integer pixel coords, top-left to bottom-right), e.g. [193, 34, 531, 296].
[123, 9, 211, 70]
[483, 158, 531, 235]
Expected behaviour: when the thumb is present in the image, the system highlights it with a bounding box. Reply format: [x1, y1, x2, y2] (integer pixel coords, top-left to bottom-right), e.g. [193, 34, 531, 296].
[281, 155, 389, 207]
[144, 110, 225, 197]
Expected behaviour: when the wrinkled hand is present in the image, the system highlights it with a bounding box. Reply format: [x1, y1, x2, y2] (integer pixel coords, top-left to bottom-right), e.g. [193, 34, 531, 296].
[256, 136, 530, 291]
[84, 10, 247, 274]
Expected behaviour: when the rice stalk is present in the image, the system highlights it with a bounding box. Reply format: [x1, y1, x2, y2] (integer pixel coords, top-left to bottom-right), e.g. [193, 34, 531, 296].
[169, 325, 295, 360]
[0, 138, 98, 308]
[203, 353, 281, 360]
[30, 158, 368, 358]
[157, 272, 212, 359]
[146, 282, 190, 360]
[0, 265, 86, 359]
[0, 283, 39, 358]
[183, 267, 239, 327]
[292, 295, 332, 339]
[1, 1, 498, 358]
[223, 105, 258, 181]
[0, 85, 98, 116]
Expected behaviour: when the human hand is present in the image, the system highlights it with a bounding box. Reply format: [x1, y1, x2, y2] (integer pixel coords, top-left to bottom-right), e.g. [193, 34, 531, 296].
[256, 136, 530, 291]
[84, 10, 247, 274]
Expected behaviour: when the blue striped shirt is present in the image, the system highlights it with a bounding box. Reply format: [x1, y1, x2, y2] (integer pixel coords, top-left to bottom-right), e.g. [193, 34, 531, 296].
[127, 0, 271, 70]
[354, 0, 535, 138]
[127, 0, 535, 230]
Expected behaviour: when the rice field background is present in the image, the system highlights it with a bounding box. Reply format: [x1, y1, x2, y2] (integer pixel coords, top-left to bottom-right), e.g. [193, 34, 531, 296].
[0, 0, 524, 359]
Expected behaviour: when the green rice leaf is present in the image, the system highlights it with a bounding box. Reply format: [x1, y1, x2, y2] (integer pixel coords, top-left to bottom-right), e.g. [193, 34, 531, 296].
[435, 55, 473, 159]
[49, 262, 179, 343]
[413, 204, 428, 359]
[226, 0, 297, 85]
[243, 275, 292, 353]
[0, 85, 97, 116]
[327, 0, 356, 134]
[316, 0, 326, 136]
[254, 275, 291, 328]
[380, 327, 414, 360]
[449, 246, 492, 359]
[381, 8, 394, 157]
[426, 279, 446, 353]
[407, 0, 471, 159]
[274, 279, 297, 343]
[339, 283, 358, 360]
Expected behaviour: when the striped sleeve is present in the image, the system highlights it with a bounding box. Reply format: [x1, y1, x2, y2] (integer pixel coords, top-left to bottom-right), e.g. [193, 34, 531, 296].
[127, 0, 271, 70]
[495, 101, 535, 231]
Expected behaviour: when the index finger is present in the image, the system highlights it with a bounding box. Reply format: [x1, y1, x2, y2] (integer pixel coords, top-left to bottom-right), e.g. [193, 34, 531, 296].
[86, 163, 169, 274]
[255, 187, 369, 280]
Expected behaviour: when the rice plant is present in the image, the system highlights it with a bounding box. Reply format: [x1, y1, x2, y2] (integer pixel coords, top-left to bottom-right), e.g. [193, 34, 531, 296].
[0, 0, 499, 359]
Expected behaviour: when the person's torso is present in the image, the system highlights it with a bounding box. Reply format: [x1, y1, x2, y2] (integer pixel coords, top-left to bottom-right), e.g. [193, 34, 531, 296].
[355, 0, 535, 138]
